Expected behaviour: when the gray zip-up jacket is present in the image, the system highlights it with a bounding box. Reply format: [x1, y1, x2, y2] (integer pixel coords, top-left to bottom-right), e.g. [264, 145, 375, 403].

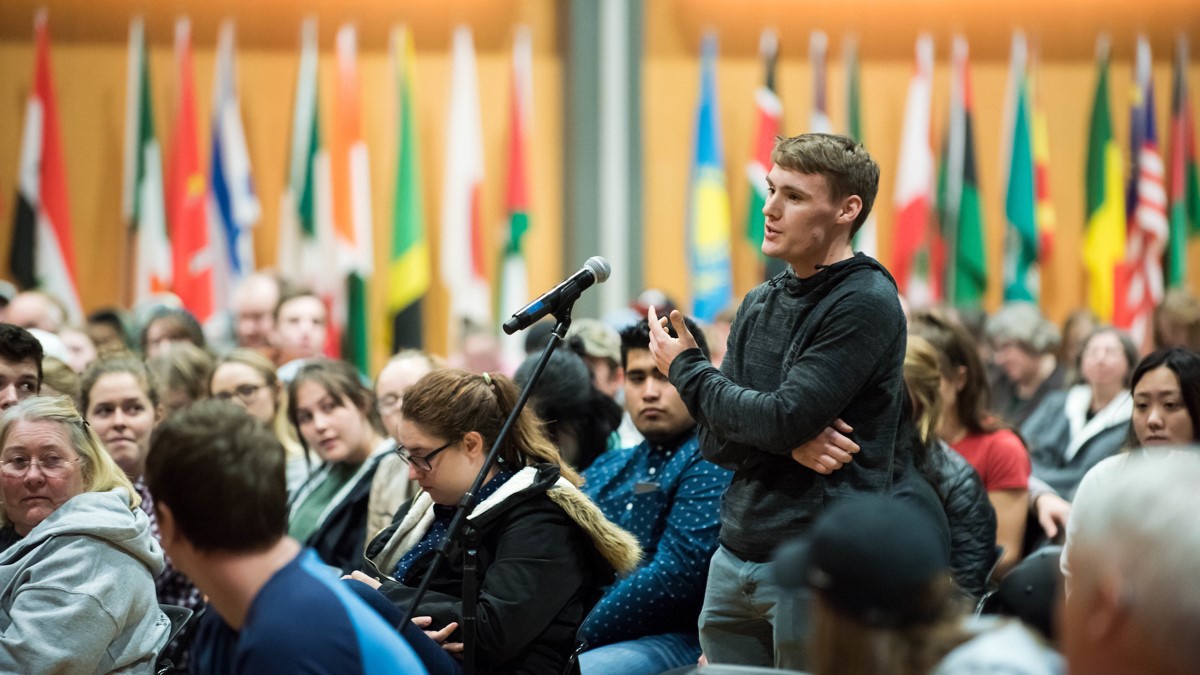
[0, 488, 170, 673]
[670, 254, 910, 561]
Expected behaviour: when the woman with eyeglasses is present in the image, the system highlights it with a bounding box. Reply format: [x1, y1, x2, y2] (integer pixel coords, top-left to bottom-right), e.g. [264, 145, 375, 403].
[210, 349, 312, 493]
[352, 369, 640, 675]
[0, 396, 170, 672]
[287, 359, 395, 574]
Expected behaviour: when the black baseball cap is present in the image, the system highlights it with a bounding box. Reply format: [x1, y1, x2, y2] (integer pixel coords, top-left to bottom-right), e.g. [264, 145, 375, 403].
[771, 496, 949, 628]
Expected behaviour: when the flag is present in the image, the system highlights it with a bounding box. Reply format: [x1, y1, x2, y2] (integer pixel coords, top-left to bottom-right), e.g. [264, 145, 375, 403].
[1115, 36, 1168, 348]
[809, 31, 833, 134]
[208, 20, 261, 324]
[331, 24, 374, 372]
[440, 26, 490, 344]
[845, 36, 877, 258]
[10, 11, 82, 321]
[688, 33, 733, 323]
[387, 26, 429, 352]
[166, 18, 213, 323]
[1166, 36, 1200, 288]
[1083, 37, 1126, 321]
[499, 27, 534, 367]
[892, 35, 939, 306]
[123, 16, 170, 306]
[744, 29, 782, 280]
[938, 36, 987, 307]
[1001, 33, 1038, 302]
[1030, 48, 1056, 269]
[277, 19, 339, 357]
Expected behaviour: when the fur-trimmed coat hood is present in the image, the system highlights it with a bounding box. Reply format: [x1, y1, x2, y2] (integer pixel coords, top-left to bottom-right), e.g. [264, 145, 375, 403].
[366, 463, 641, 578]
[362, 463, 641, 674]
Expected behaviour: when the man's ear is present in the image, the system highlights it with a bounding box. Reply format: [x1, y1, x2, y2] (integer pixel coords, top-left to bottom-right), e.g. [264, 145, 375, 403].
[156, 501, 178, 547]
[837, 194, 863, 227]
[1085, 570, 1130, 644]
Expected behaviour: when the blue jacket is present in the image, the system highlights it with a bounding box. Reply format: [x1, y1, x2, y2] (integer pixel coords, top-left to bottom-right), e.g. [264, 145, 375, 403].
[580, 429, 731, 646]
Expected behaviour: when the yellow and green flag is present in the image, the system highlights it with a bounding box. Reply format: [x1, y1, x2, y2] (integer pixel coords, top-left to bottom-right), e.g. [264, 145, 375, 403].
[387, 26, 429, 352]
[1083, 38, 1126, 321]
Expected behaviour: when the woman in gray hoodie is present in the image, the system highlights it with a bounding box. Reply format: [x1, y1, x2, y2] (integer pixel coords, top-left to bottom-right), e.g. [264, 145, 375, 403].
[0, 396, 169, 673]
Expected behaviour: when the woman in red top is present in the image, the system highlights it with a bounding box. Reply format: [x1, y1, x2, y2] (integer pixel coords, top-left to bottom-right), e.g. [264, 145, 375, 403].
[910, 310, 1030, 578]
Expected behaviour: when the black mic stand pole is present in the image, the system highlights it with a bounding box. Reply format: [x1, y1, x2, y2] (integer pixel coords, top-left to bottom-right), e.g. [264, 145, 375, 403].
[398, 306, 574, 675]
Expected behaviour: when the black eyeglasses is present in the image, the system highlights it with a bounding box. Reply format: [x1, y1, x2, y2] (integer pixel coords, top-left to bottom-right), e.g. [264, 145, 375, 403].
[394, 439, 457, 472]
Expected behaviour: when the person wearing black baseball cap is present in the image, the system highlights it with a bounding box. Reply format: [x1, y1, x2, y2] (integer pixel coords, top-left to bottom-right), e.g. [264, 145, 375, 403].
[772, 496, 1060, 675]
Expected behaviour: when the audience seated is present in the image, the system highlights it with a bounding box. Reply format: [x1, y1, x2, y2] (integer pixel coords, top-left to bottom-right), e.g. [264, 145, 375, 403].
[147, 341, 215, 416]
[273, 288, 329, 382]
[5, 291, 67, 333]
[287, 359, 395, 573]
[1020, 327, 1136, 500]
[140, 307, 207, 360]
[38, 356, 80, 409]
[903, 335, 997, 600]
[353, 369, 641, 674]
[984, 302, 1065, 428]
[210, 348, 313, 494]
[1061, 347, 1200, 589]
[146, 400, 426, 673]
[577, 317, 731, 674]
[231, 273, 284, 352]
[910, 310, 1030, 577]
[1061, 453, 1200, 675]
[0, 324, 43, 412]
[81, 356, 205, 661]
[0, 396, 170, 672]
[515, 349, 622, 472]
[772, 495, 1061, 675]
[367, 350, 438, 538]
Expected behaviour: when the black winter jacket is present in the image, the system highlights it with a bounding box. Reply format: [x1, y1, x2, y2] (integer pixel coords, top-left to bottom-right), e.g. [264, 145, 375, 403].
[363, 464, 640, 675]
[932, 442, 998, 599]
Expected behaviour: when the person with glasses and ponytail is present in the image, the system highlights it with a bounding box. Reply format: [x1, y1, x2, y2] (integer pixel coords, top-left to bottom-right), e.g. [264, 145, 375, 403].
[352, 369, 641, 675]
[0, 396, 169, 672]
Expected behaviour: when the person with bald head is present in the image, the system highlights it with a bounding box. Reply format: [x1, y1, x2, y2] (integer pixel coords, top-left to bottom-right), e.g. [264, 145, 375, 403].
[5, 291, 67, 333]
[232, 273, 283, 351]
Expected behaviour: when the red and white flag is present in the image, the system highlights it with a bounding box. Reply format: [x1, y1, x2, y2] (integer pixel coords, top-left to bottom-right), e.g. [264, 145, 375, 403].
[165, 18, 214, 322]
[892, 35, 940, 307]
[1115, 36, 1168, 350]
[440, 26, 490, 345]
[9, 11, 82, 321]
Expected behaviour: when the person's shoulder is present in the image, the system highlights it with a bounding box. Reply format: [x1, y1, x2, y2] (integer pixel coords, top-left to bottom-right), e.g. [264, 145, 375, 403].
[934, 618, 1063, 675]
[242, 552, 422, 672]
[982, 428, 1027, 452]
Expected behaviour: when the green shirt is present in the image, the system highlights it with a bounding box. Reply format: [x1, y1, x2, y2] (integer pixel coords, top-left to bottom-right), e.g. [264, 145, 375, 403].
[288, 463, 359, 543]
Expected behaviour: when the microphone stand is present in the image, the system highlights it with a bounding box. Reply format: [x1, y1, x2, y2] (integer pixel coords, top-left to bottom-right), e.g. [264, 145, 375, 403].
[398, 307, 574, 675]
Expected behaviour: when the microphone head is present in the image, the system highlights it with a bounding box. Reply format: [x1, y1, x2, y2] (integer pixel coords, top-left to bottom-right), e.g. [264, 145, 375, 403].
[584, 256, 612, 283]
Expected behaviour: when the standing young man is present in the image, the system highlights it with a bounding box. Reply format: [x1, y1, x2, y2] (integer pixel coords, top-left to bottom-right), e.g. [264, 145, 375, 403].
[649, 133, 909, 668]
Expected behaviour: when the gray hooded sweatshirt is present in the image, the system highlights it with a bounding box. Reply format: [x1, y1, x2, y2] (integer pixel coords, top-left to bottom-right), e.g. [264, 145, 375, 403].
[0, 488, 170, 674]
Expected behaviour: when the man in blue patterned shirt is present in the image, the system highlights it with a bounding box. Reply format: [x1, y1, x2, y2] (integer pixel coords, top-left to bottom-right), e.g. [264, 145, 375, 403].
[578, 317, 731, 674]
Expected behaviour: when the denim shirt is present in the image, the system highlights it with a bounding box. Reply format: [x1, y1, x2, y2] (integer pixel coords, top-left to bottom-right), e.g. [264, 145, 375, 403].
[580, 429, 731, 646]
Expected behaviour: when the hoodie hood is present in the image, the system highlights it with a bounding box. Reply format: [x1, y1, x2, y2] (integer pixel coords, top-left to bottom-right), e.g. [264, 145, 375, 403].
[771, 252, 898, 299]
[0, 487, 164, 576]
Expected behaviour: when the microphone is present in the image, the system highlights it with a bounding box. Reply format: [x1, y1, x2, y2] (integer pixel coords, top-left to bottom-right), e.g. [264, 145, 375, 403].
[502, 256, 611, 334]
